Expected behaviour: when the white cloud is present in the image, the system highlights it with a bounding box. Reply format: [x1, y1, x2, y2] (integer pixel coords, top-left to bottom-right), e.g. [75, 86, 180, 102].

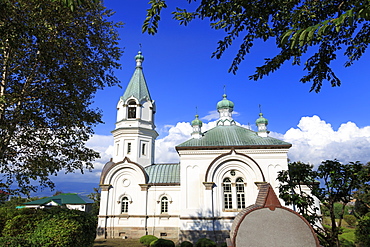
[154, 115, 370, 166]
[53, 134, 113, 184]
[155, 122, 192, 163]
[202, 110, 219, 121]
[58, 116, 370, 185]
[283, 115, 370, 166]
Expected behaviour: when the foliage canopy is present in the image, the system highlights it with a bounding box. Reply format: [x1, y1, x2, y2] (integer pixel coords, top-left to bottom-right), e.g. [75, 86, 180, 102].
[144, 0, 370, 92]
[0, 207, 96, 247]
[0, 0, 122, 195]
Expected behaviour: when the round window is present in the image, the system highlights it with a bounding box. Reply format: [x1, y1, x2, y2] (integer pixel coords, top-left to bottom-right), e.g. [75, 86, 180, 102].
[122, 179, 131, 187]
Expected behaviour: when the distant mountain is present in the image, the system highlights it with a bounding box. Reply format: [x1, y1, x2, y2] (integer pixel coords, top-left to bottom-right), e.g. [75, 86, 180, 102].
[31, 182, 99, 198]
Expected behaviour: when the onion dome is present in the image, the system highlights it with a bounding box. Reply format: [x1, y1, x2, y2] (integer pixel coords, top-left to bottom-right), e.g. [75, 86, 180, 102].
[256, 112, 269, 137]
[135, 51, 144, 67]
[217, 94, 234, 110]
[191, 114, 203, 139]
[256, 113, 268, 126]
[135, 51, 144, 61]
[191, 114, 203, 127]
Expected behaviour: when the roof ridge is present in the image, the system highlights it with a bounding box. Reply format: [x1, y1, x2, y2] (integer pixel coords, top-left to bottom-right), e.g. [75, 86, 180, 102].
[177, 124, 291, 148]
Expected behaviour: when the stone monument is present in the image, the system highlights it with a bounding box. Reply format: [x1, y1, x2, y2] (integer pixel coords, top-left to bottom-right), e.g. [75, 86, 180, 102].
[227, 183, 320, 247]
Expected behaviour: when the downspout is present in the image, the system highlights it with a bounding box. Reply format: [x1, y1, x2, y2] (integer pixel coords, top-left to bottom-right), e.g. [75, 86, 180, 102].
[104, 186, 110, 239]
[152, 183, 156, 235]
[145, 185, 148, 235]
[212, 186, 216, 242]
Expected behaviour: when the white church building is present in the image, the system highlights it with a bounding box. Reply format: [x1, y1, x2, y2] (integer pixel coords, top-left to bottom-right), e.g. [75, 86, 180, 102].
[97, 52, 292, 242]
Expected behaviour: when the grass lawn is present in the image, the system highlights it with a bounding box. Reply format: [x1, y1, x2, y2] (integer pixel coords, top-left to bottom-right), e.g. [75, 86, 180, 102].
[322, 217, 357, 245]
[339, 227, 356, 244]
[94, 239, 145, 247]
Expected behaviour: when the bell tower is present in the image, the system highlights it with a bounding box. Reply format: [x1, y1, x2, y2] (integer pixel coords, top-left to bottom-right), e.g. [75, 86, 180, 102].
[112, 51, 158, 166]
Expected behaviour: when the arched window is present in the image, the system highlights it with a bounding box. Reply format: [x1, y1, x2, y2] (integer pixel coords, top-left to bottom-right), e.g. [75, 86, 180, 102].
[236, 178, 245, 209]
[161, 196, 168, 213]
[128, 101, 136, 119]
[121, 196, 129, 213]
[223, 178, 232, 209]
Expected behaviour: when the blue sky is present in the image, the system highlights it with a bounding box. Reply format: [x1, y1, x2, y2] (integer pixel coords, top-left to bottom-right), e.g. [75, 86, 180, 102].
[35, 1, 370, 197]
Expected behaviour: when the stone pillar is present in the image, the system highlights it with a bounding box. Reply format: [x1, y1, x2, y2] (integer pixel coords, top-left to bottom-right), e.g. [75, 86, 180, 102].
[203, 182, 215, 216]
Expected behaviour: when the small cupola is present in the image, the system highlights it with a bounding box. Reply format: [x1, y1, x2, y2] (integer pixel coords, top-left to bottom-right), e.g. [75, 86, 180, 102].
[191, 114, 203, 139]
[256, 112, 269, 137]
[135, 51, 144, 68]
[216, 94, 236, 126]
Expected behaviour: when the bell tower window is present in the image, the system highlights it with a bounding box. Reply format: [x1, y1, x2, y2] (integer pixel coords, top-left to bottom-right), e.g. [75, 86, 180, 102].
[127, 143, 131, 154]
[128, 101, 137, 119]
[142, 143, 146, 155]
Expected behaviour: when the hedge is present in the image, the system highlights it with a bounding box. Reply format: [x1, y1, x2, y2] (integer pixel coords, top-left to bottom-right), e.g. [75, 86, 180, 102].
[150, 238, 175, 247]
[140, 235, 158, 247]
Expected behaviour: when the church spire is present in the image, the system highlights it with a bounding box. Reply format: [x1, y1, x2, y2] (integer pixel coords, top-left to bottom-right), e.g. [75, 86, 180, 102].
[122, 51, 152, 103]
[113, 51, 158, 166]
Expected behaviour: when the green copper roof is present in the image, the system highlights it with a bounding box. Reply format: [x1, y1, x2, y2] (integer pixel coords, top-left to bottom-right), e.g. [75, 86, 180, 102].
[145, 163, 180, 184]
[176, 125, 291, 148]
[217, 94, 234, 110]
[23, 193, 94, 205]
[121, 52, 152, 102]
[191, 114, 203, 127]
[256, 113, 268, 125]
[135, 51, 144, 61]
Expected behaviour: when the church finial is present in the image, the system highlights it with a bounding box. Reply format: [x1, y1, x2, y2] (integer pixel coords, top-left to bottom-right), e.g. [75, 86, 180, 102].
[135, 49, 144, 68]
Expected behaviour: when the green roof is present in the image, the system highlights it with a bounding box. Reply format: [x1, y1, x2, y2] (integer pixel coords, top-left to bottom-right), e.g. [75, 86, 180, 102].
[145, 163, 180, 184]
[217, 94, 234, 110]
[176, 125, 291, 149]
[24, 193, 94, 206]
[121, 52, 152, 102]
[256, 113, 268, 125]
[191, 114, 203, 127]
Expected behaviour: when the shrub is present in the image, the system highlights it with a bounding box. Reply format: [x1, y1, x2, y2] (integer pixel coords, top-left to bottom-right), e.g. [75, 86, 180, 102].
[195, 238, 216, 247]
[340, 238, 356, 247]
[0, 207, 96, 246]
[1, 208, 47, 238]
[0, 236, 32, 247]
[150, 238, 175, 247]
[344, 215, 357, 227]
[29, 208, 96, 247]
[355, 216, 370, 247]
[140, 235, 158, 247]
[180, 241, 193, 247]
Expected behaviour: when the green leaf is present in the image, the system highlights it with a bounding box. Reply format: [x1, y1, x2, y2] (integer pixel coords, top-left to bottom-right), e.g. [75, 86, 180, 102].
[299, 29, 309, 47]
[290, 29, 303, 49]
[280, 30, 293, 46]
